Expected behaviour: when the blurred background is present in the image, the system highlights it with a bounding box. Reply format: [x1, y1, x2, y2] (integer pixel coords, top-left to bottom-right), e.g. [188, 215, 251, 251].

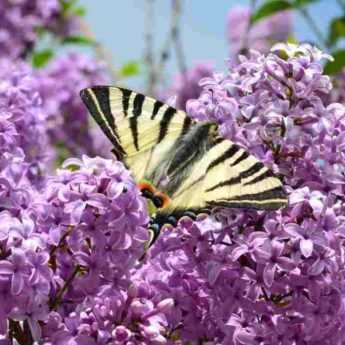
[80, 0, 342, 90]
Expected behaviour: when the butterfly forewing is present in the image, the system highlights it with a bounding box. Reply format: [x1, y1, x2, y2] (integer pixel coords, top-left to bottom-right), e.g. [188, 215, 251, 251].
[80, 86, 192, 181]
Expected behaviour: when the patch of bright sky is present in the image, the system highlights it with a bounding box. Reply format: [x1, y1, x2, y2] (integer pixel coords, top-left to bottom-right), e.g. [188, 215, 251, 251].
[80, 0, 341, 90]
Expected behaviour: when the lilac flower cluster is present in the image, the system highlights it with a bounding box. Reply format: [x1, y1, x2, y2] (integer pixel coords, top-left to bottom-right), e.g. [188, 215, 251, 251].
[0, 154, 151, 343]
[0, 0, 79, 58]
[0, 58, 51, 190]
[38, 53, 111, 158]
[156, 43, 345, 343]
[227, 6, 293, 58]
[1, 2, 345, 341]
[161, 62, 214, 111]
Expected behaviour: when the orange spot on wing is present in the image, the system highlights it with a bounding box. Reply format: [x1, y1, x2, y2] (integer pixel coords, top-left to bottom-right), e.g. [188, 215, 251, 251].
[138, 182, 156, 194]
[155, 191, 171, 208]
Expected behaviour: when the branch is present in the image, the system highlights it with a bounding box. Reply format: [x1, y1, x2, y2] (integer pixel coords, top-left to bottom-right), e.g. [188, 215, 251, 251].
[171, 0, 187, 75]
[155, 0, 185, 87]
[145, 0, 156, 94]
[50, 265, 81, 310]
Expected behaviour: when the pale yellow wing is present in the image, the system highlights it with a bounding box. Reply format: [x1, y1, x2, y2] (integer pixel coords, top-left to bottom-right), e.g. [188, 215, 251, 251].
[163, 138, 287, 213]
[80, 86, 192, 181]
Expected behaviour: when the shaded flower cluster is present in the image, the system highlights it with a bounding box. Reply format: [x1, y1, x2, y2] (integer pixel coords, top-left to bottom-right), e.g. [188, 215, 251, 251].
[0, 58, 51, 191]
[137, 43, 345, 344]
[0, 0, 80, 59]
[38, 53, 110, 159]
[45, 282, 175, 344]
[161, 62, 214, 111]
[0, 155, 150, 343]
[227, 6, 292, 58]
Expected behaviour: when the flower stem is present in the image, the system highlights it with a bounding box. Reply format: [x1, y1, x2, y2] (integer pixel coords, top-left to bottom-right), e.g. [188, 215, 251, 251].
[50, 265, 81, 310]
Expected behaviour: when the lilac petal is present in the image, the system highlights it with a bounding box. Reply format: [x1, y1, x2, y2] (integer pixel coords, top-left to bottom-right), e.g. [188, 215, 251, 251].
[277, 256, 295, 271]
[74, 335, 97, 345]
[252, 247, 271, 263]
[116, 232, 132, 250]
[284, 223, 301, 237]
[206, 261, 222, 285]
[300, 238, 313, 258]
[65, 200, 85, 224]
[231, 245, 248, 261]
[308, 258, 325, 276]
[86, 193, 109, 209]
[0, 261, 13, 275]
[263, 263, 276, 287]
[11, 273, 24, 295]
[28, 318, 41, 342]
[236, 330, 256, 344]
[0, 313, 7, 334]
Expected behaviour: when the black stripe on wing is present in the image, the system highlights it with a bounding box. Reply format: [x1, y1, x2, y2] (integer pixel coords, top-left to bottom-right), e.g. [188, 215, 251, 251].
[89, 86, 115, 132]
[158, 107, 176, 143]
[230, 151, 249, 166]
[208, 200, 286, 210]
[129, 93, 145, 151]
[243, 169, 274, 186]
[118, 87, 132, 117]
[208, 186, 287, 210]
[80, 88, 126, 159]
[205, 162, 265, 192]
[206, 144, 240, 172]
[151, 100, 164, 119]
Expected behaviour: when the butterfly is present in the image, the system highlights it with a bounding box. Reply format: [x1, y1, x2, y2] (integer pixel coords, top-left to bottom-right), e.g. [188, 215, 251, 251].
[80, 86, 288, 245]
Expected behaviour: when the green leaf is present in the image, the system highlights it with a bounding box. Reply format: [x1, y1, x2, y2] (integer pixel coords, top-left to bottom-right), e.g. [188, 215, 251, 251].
[251, 0, 291, 24]
[119, 61, 140, 77]
[292, 0, 320, 6]
[324, 50, 345, 75]
[251, 0, 320, 24]
[60, 0, 86, 16]
[72, 6, 86, 16]
[32, 49, 54, 68]
[62, 36, 95, 46]
[61, 0, 77, 13]
[328, 17, 345, 46]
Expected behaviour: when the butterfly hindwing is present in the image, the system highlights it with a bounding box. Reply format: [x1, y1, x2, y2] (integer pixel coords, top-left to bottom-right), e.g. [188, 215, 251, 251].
[160, 136, 287, 215]
[80, 86, 193, 181]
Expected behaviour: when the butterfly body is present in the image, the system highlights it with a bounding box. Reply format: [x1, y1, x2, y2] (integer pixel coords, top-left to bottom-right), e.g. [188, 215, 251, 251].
[80, 85, 288, 245]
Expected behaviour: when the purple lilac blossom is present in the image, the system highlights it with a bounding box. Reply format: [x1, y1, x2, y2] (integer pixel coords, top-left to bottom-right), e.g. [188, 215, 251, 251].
[37, 53, 111, 158]
[227, 6, 293, 58]
[0, 58, 52, 186]
[141, 42, 345, 344]
[0, 0, 80, 59]
[1, 30, 345, 344]
[161, 62, 214, 111]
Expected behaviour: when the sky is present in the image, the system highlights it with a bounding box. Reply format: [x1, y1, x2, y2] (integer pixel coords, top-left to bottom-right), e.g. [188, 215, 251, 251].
[80, 0, 341, 90]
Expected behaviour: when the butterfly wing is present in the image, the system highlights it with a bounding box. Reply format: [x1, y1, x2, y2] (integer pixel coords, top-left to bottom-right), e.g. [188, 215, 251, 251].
[80, 86, 192, 181]
[81, 85, 288, 241]
[158, 137, 287, 219]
